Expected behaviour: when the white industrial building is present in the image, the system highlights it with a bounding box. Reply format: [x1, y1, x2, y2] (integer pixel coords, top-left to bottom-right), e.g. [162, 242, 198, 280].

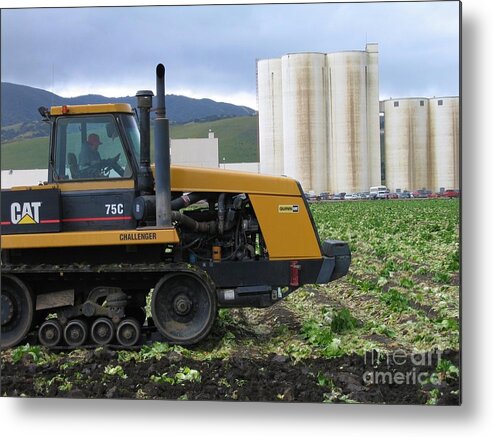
[428, 97, 460, 192]
[257, 44, 381, 194]
[170, 131, 219, 168]
[383, 97, 430, 192]
[382, 96, 459, 192]
[171, 132, 260, 174]
[1, 169, 48, 188]
[222, 162, 260, 173]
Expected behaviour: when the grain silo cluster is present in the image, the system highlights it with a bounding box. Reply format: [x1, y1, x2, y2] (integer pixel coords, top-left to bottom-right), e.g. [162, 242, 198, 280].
[257, 44, 381, 194]
[383, 96, 459, 192]
[257, 43, 459, 195]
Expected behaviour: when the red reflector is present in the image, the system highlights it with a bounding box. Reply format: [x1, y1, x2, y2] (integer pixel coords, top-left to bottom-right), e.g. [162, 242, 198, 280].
[290, 261, 301, 287]
[62, 105, 69, 114]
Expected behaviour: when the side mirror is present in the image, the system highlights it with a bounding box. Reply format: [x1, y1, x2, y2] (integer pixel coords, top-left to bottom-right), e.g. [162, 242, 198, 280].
[106, 122, 117, 139]
[38, 106, 50, 120]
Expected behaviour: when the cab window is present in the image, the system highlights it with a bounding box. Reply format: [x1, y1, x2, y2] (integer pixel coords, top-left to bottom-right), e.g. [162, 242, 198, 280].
[54, 115, 132, 180]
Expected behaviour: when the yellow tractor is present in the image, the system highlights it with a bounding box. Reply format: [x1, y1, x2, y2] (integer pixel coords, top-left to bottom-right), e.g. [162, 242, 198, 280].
[1, 64, 350, 349]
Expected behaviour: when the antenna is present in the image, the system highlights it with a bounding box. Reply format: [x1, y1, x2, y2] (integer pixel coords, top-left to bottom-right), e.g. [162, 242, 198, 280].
[51, 64, 55, 106]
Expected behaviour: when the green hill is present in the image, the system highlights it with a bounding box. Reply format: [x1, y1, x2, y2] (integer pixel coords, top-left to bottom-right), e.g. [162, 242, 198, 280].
[1, 82, 255, 128]
[1, 116, 259, 170]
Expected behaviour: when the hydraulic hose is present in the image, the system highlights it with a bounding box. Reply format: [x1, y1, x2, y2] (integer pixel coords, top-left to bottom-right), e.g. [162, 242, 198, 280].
[171, 192, 208, 211]
[171, 211, 217, 234]
[217, 193, 226, 235]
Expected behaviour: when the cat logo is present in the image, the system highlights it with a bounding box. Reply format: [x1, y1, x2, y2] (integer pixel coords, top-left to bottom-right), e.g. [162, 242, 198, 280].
[10, 202, 42, 225]
[278, 204, 299, 214]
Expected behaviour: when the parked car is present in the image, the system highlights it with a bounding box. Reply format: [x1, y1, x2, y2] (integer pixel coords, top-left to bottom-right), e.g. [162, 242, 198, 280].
[398, 191, 411, 199]
[304, 192, 317, 202]
[332, 192, 346, 200]
[411, 189, 431, 198]
[345, 193, 357, 200]
[361, 192, 370, 200]
[388, 193, 399, 199]
[428, 192, 441, 198]
[319, 192, 330, 201]
[443, 189, 460, 198]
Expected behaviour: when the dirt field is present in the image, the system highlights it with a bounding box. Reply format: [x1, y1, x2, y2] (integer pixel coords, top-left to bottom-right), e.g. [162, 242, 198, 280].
[1, 305, 459, 404]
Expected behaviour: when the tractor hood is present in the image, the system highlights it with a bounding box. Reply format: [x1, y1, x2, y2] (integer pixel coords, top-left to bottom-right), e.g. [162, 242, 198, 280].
[161, 165, 303, 197]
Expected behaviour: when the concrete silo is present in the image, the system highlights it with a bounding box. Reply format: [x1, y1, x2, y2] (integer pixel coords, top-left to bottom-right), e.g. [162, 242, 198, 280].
[429, 97, 460, 191]
[383, 98, 430, 192]
[256, 44, 381, 195]
[365, 43, 382, 187]
[281, 53, 328, 194]
[326, 50, 369, 194]
[257, 58, 284, 176]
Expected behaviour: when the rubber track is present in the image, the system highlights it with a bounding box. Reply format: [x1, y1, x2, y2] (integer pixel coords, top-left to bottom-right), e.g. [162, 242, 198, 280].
[3, 262, 217, 350]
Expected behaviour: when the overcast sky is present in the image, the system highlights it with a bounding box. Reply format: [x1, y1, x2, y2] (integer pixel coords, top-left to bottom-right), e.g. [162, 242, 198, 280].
[1, 1, 460, 109]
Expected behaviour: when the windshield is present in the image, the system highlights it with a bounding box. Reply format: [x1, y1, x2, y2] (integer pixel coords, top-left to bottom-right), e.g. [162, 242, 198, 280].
[54, 115, 132, 180]
[121, 113, 140, 163]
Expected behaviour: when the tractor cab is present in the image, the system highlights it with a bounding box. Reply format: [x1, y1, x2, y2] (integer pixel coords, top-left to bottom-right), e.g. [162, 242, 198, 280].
[9, 103, 149, 234]
[42, 104, 141, 183]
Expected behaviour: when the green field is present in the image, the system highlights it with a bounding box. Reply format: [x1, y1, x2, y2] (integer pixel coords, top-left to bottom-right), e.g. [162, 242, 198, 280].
[308, 199, 460, 353]
[1, 136, 51, 170]
[1, 116, 258, 170]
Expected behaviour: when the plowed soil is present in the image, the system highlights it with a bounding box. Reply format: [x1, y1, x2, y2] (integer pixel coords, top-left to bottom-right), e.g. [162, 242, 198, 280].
[1, 347, 459, 404]
[1, 306, 460, 404]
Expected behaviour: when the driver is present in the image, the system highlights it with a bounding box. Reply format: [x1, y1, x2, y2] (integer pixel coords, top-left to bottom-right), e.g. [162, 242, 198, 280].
[79, 133, 123, 178]
[79, 133, 103, 171]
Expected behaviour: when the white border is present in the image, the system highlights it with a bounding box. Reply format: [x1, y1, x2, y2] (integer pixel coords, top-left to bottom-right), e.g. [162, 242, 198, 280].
[1, 0, 491, 435]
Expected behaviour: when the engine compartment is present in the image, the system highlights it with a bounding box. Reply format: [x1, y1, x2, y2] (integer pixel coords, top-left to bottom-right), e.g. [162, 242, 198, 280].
[135, 191, 268, 264]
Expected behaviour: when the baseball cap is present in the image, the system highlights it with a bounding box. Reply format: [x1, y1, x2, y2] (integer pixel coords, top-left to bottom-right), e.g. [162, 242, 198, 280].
[87, 133, 102, 146]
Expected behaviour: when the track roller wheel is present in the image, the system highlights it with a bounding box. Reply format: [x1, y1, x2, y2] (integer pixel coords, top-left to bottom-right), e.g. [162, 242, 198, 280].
[63, 319, 88, 348]
[116, 318, 141, 347]
[38, 319, 63, 348]
[1, 274, 34, 349]
[90, 317, 115, 345]
[151, 272, 217, 344]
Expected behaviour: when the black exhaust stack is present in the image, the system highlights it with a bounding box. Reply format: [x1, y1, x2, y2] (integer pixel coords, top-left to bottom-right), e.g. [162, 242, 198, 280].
[136, 90, 154, 195]
[154, 64, 172, 227]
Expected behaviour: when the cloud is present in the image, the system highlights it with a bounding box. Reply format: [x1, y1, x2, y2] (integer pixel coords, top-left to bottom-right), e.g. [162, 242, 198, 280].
[1, 2, 459, 107]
